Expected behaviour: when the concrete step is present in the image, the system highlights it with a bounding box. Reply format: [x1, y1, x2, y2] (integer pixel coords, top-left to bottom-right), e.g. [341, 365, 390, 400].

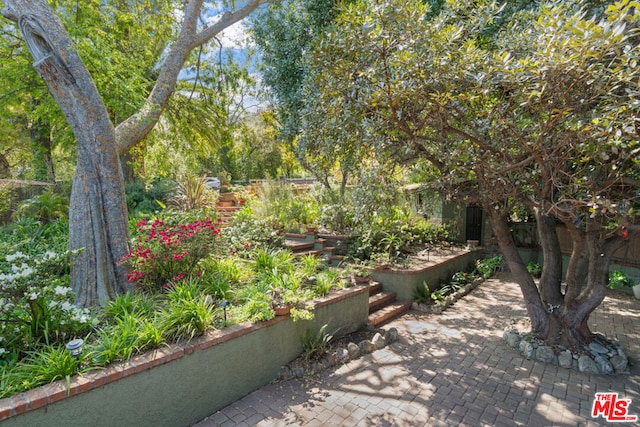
[368, 291, 397, 314]
[283, 240, 315, 253]
[368, 281, 383, 296]
[368, 301, 412, 327]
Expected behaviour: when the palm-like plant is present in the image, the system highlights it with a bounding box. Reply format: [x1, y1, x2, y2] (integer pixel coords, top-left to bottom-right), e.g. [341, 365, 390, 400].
[170, 175, 218, 212]
[14, 189, 68, 224]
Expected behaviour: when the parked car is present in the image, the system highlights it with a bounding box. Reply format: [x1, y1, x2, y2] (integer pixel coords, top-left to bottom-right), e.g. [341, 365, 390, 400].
[203, 177, 221, 189]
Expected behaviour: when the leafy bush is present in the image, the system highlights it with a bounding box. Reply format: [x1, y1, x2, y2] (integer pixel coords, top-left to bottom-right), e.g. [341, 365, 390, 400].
[0, 250, 93, 362]
[13, 189, 68, 224]
[608, 270, 637, 290]
[126, 179, 175, 214]
[170, 175, 218, 212]
[318, 203, 355, 232]
[0, 345, 80, 398]
[527, 262, 542, 278]
[251, 181, 320, 231]
[413, 282, 432, 304]
[474, 256, 503, 279]
[350, 212, 452, 262]
[223, 207, 283, 254]
[301, 324, 334, 363]
[158, 282, 216, 342]
[119, 217, 222, 290]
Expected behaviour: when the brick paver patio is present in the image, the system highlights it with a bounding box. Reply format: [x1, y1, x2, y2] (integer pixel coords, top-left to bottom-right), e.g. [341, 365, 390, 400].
[195, 273, 640, 426]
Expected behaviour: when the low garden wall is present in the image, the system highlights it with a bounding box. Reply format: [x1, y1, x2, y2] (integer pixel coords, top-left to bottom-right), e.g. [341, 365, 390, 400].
[0, 285, 369, 427]
[370, 250, 483, 300]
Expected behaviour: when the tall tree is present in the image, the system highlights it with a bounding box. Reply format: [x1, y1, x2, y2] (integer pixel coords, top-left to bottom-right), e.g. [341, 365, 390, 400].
[306, 0, 639, 349]
[1, 0, 267, 306]
[252, 0, 357, 191]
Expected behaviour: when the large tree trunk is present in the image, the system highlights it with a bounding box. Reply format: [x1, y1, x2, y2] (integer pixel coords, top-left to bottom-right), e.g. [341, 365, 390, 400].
[535, 209, 563, 306]
[489, 206, 612, 349]
[486, 208, 550, 336]
[4, 0, 131, 306]
[3, 0, 266, 306]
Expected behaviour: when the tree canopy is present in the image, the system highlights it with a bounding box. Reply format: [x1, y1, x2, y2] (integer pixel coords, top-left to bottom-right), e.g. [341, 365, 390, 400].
[297, 0, 640, 347]
[1, 0, 267, 306]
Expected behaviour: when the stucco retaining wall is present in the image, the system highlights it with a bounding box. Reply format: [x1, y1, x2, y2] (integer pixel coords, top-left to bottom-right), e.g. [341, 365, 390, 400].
[0, 285, 369, 427]
[370, 250, 483, 300]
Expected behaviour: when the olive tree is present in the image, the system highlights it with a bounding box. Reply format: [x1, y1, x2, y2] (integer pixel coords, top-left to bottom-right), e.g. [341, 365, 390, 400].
[1, 0, 267, 306]
[307, 0, 639, 348]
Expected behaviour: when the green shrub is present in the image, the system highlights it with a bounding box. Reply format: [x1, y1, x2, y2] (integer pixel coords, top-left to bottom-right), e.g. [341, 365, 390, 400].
[527, 262, 542, 278]
[608, 270, 637, 289]
[159, 282, 216, 342]
[13, 189, 68, 224]
[0, 250, 93, 360]
[119, 216, 222, 290]
[301, 324, 334, 363]
[1, 345, 79, 398]
[474, 256, 503, 279]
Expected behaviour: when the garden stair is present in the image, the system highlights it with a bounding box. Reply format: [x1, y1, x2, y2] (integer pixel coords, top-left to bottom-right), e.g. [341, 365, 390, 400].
[215, 192, 245, 227]
[367, 280, 412, 327]
[282, 232, 336, 259]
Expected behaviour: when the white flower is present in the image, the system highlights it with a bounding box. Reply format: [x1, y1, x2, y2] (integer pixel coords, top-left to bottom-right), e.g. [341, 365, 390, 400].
[0, 348, 6, 355]
[43, 251, 57, 260]
[54, 286, 72, 296]
[5, 251, 26, 262]
[29, 292, 39, 300]
[60, 301, 74, 312]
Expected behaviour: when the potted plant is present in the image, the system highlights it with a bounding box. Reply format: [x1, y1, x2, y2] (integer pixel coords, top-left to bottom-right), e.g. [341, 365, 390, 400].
[608, 270, 640, 299]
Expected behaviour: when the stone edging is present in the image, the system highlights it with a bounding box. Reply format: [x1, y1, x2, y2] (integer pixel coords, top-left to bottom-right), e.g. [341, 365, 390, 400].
[411, 277, 484, 314]
[278, 328, 399, 380]
[503, 330, 630, 375]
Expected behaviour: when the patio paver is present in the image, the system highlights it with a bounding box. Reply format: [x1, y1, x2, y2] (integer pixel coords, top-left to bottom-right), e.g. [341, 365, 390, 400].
[195, 273, 640, 426]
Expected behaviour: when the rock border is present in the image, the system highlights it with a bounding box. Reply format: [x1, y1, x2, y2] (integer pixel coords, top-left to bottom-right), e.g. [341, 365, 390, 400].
[277, 328, 399, 380]
[411, 277, 484, 314]
[503, 329, 630, 375]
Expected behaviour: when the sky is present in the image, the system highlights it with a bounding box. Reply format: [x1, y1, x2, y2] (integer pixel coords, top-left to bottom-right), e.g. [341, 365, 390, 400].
[177, 2, 266, 113]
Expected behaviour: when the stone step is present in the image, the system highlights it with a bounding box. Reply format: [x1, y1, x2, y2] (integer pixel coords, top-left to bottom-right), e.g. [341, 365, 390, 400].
[283, 240, 315, 253]
[216, 206, 242, 214]
[368, 281, 383, 296]
[368, 301, 412, 327]
[368, 291, 397, 313]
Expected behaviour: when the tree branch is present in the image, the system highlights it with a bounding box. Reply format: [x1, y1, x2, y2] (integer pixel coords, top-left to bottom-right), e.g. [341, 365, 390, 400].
[114, 0, 267, 155]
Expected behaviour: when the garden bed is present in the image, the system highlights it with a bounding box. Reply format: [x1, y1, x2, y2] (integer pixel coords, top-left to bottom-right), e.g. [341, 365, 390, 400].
[0, 285, 369, 427]
[369, 248, 483, 300]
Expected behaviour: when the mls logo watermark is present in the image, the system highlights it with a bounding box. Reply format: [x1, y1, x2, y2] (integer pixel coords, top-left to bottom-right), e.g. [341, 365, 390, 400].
[592, 393, 638, 422]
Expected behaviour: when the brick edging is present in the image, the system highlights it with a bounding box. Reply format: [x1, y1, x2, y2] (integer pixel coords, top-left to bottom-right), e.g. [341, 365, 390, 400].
[0, 284, 368, 422]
